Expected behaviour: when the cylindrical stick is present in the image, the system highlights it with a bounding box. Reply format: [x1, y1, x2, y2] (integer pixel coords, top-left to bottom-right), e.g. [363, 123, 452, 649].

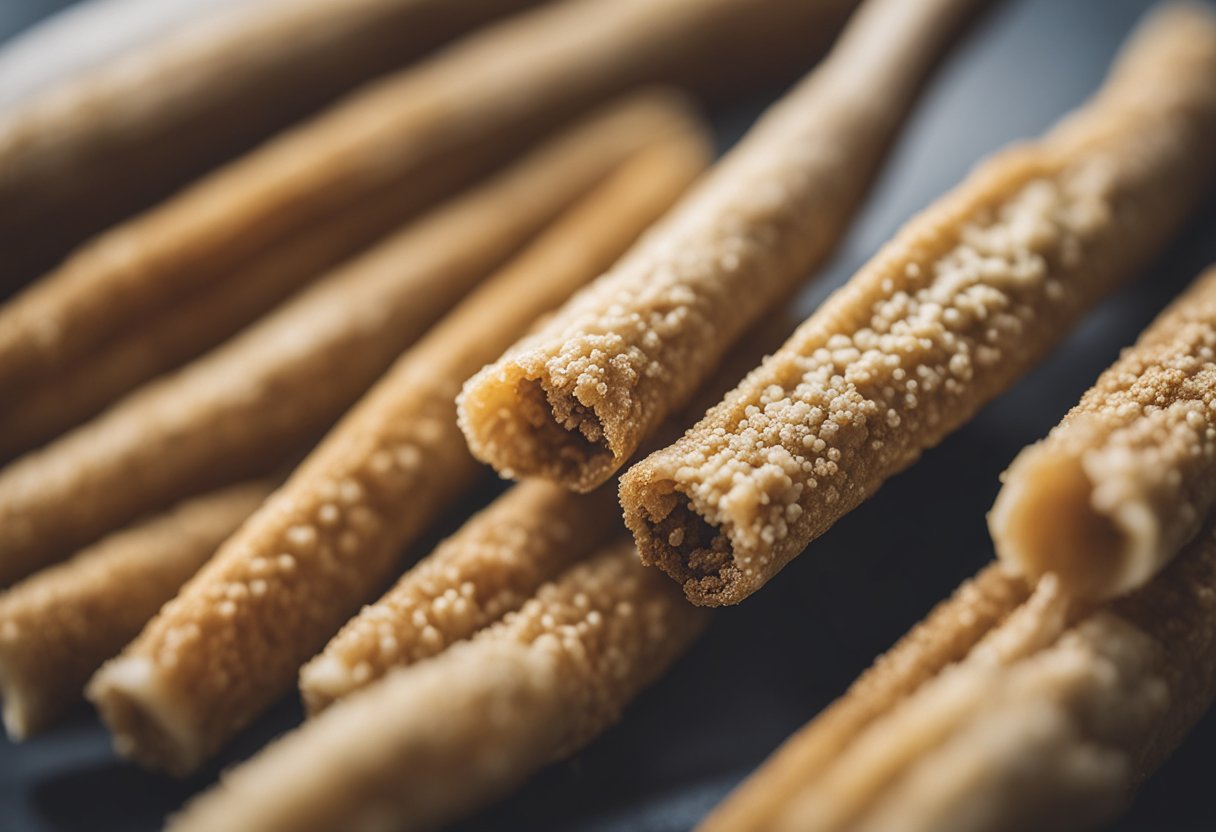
[0, 481, 271, 741]
[299, 481, 619, 713]
[621, 3, 1216, 606]
[0, 0, 542, 285]
[458, 0, 984, 493]
[990, 264, 1216, 600]
[0, 95, 692, 584]
[0, 0, 853, 397]
[169, 541, 708, 832]
[87, 132, 710, 775]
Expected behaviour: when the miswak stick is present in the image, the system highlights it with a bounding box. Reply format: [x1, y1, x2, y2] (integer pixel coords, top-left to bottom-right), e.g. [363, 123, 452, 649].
[0, 150, 513, 461]
[87, 132, 710, 776]
[700, 563, 1030, 832]
[990, 264, 1216, 600]
[0, 95, 692, 584]
[0, 481, 271, 741]
[458, 0, 983, 494]
[731, 516, 1216, 832]
[621, 2, 1216, 606]
[170, 541, 708, 832]
[0, 0, 542, 285]
[303, 312, 793, 712]
[0, 0, 853, 399]
[299, 480, 619, 713]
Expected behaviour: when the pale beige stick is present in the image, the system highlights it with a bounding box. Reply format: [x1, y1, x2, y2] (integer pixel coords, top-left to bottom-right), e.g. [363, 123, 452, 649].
[0, 0, 853, 397]
[0, 156, 479, 461]
[170, 541, 708, 832]
[0, 481, 271, 741]
[0, 95, 691, 585]
[0, 0, 541, 284]
[700, 563, 1030, 832]
[622, 3, 1216, 606]
[458, 0, 982, 493]
[761, 520, 1216, 832]
[302, 313, 791, 712]
[299, 481, 620, 713]
[87, 133, 710, 776]
[990, 264, 1216, 600]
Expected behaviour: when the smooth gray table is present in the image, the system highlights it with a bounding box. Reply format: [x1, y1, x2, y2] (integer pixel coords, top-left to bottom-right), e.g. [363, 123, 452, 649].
[2, 0, 1215, 830]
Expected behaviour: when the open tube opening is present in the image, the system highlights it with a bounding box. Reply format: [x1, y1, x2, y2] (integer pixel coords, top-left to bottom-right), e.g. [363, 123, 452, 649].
[632, 486, 740, 606]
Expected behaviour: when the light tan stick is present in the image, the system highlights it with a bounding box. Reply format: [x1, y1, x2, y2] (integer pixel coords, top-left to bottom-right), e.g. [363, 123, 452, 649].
[299, 480, 619, 713]
[0, 481, 271, 741]
[0, 157, 469, 461]
[749, 520, 1216, 832]
[622, 3, 1216, 606]
[700, 563, 1030, 832]
[301, 312, 792, 712]
[990, 264, 1216, 600]
[170, 540, 707, 832]
[0, 95, 691, 584]
[87, 133, 709, 775]
[458, 0, 982, 493]
[0, 0, 541, 285]
[0, 0, 853, 396]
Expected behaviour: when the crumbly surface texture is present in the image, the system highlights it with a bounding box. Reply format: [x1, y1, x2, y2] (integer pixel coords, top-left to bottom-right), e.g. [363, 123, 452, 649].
[300, 480, 619, 712]
[622, 3, 1216, 606]
[0, 482, 269, 741]
[702, 563, 1030, 832]
[85, 135, 706, 776]
[457, 0, 978, 492]
[991, 265, 1216, 599]
[0, 98, 680, 584]
[0, 0, 845, 399]
[169, 542, 707, 832]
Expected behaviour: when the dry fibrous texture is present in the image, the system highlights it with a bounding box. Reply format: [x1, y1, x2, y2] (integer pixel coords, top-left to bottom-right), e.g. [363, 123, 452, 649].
[0, 0, 852, 399]
[170, 541, 708, 832]
[300, 481, 619, 712]
[701, 563, 1030, 832]
[622, 2, 1216, 606]
[302, 312, 792, 713]
[990, 264, 1216, 600]
[86, 134, 709, 776]
[458, 0, 981, 493]
[0, 481, 270, 741]
[0, 0, 542, 285]
[737, 521, 1216, 832]
[0, 155, 480, 461]
[0, 96, 687, 584]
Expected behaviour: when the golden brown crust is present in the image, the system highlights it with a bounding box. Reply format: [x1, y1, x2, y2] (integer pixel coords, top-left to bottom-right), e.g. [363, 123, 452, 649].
[622, 3, 1216, 606]
[0, 0, 543, 284]
[0, 0, 852, 396]
[991, 265, 1216, 599]
[86, 133, 709, 775]
[0, 97, 687, 583]
[458, 0, 980, 493]
[0, 481, 269, 741]
[170, 541, 708, 832]
[299, 481, 619, 713]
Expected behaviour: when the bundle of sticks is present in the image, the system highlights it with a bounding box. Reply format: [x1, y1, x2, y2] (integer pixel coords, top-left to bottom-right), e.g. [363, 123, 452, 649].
[2, 0, 1216, 829]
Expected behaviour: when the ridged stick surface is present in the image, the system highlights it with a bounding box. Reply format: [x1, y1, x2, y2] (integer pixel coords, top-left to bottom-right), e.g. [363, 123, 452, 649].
[170, 541, 707, 832]
[622, 3, 1216, 605]
[459, 0, 981, 492]
[86, 132, 709, 775]
[0, 481, 270, 741]
[0, 97, 686, 582]
[991, 264, 1216, 599]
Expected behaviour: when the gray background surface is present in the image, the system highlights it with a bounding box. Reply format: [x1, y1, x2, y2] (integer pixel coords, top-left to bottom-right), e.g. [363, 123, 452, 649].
[2, 0, 1215, 830]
